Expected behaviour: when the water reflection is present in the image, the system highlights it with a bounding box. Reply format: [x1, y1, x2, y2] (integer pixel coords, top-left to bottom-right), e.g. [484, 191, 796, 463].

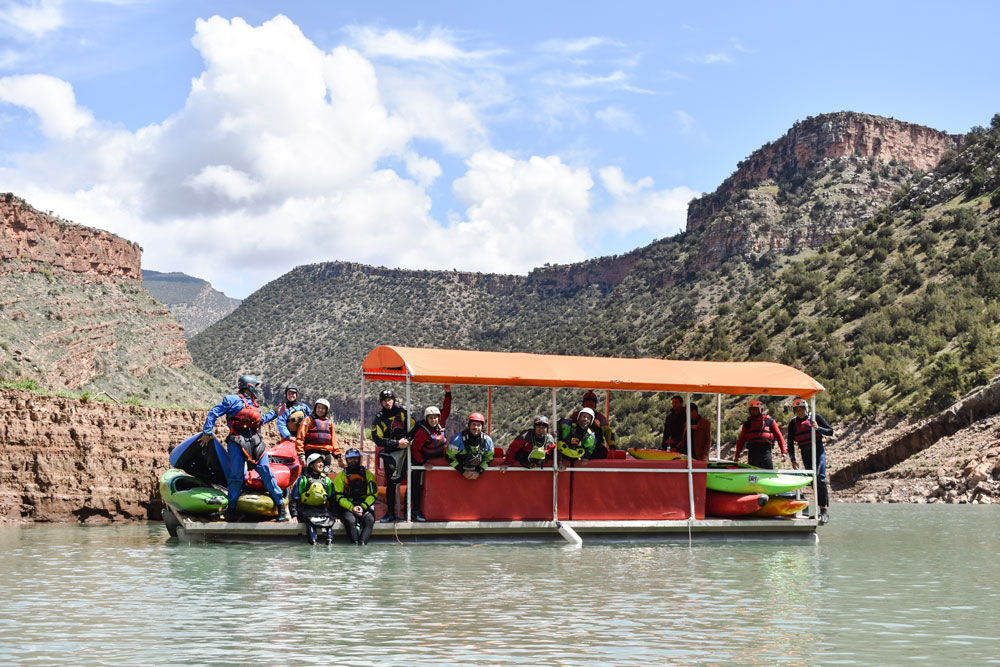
[0, 505, 998, 665]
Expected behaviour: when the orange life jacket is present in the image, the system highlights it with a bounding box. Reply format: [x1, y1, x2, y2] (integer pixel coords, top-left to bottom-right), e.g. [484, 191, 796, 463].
[743, 416, 776, 447]
[228, 394, 262, 434]
[304, 418, 333, 450]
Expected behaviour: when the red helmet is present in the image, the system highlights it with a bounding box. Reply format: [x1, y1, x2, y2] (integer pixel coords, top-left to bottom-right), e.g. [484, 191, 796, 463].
[792, 398, 808, 409]
[748, 400, 764, 410]
[468, 412, 485, 424]
[582, 391, 598, 404]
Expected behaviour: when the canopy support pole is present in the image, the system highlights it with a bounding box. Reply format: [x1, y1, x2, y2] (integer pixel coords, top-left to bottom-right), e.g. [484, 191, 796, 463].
[716, 393, 722, 459]
[487, 386, 492, 435]
[811, 394, 819, 519]
[605, 390, 610, 426]
[552, 387, 558, 522]
[360, 376, 366, 449]
[685, 392, 696, 528]
[405, 374, 412, 522]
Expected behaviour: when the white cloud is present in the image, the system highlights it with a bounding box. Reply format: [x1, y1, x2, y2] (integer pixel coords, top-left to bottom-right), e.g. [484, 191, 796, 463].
[596, 105, 640, 134]
[675, 110, 694, 135]
[685, 52, 732, 65]
[598, 166, 699, 236]
[0, 15, 695, 296]
[537, 36, 614, 54]
[0, 73, 93, 138]
[0, 0, 64, 39]
[350, 26, 500, 62]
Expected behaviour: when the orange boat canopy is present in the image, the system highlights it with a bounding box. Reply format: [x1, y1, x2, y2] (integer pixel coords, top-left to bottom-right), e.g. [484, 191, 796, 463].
[362, 346, 824, 398]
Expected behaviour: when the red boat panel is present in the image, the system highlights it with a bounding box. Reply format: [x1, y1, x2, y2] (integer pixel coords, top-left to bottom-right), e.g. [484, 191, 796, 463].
[421, 457, 570, 521]
[569, 458, 706, 520]
[246, 439, 301, 491]
[705, 490, 768, 517]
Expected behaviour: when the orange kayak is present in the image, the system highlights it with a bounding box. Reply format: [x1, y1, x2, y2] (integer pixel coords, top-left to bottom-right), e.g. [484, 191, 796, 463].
[751, 496, 809, 517]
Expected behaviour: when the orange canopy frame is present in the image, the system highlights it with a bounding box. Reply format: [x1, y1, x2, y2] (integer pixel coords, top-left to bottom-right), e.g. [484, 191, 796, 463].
[362, 345, 824, 398]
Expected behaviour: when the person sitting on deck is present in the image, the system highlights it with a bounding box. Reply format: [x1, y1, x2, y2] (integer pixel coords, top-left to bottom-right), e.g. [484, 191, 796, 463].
[199, 374, 287, 522]
[787, 397, 834, 524]
[406, 386, 452, 521]
[334, 448, 378, 545]
[275, 383, 310, 444]
[371, 388, 414, 523]
[446, 412, 494, 480]
[289, 453, 336, 545]
[295, 398, 345, 471]
[660, 395, 687, 450]
[556, 407, 607, 467]
[673, 403, 711, 461]
[733, 400, 788, 470]
[504, 415, 556, 469]
[570, 391, 617, 450]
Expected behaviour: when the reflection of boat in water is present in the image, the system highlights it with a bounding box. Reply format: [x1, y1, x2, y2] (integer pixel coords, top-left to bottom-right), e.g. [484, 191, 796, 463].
[164, 347, 828, 544]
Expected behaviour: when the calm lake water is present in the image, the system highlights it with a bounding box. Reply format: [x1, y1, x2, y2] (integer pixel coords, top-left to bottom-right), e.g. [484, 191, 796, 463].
[1, 504, 997, 665]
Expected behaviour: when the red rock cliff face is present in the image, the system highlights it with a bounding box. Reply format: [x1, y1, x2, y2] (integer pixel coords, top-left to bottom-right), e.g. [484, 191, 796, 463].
[0, 195, 141, 280]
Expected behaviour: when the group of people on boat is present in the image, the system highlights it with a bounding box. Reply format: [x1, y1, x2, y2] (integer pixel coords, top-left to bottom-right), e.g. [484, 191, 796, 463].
[195, 375, 833, 540]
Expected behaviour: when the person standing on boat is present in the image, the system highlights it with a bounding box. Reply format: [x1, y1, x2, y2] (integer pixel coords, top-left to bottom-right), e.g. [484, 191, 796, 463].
[199, 375, 287, 522]
[334, 448, 378, 545]
[556, 407, 607, 466]
[733, 400, 788, 470]
[571, 391, 616, 450]
[406, 387, 452, 521]
[276, 383, 311, 443]
[504, 415, 556, 468]
[787, 397, 834, 524]
[289, 453, 336, 544]
[372, 388, 414, 523]
[660, 395, 687, 450]
[295, 398, 345, 470]
[446, 412, 494, 479]
[678, 403, 712, 461]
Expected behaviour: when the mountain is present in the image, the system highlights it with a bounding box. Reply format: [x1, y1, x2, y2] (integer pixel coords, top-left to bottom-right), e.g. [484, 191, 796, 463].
[142, 270, 241, 338]
[190, 111, 988, 451]
[0, 195, 225, 407]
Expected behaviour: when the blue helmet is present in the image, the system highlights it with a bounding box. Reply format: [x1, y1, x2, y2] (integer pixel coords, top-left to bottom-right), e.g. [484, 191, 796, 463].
[238, 375, 261, 400]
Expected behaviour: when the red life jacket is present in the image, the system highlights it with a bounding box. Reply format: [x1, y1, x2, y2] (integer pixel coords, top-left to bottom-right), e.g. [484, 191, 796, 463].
[743, 416, 776, 446]
[304, 418, 333, 450]
[791, 418, 813, 446]
[418, 421, 447, 459]
[228, 394, 262, 434]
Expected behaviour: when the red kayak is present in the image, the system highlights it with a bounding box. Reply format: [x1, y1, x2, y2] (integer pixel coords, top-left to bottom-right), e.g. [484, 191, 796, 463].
[245, 439, 301, 491]
[705, 490, 768, 517]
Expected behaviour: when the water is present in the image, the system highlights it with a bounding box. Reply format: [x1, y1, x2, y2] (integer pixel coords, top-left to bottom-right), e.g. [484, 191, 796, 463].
[1, 504, 997, 665]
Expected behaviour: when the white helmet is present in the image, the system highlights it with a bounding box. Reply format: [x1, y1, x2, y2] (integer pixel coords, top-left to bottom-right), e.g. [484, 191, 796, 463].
[424, 406, 441, 418]
[314, 398, 330, 411]
[578, 407, 596, 421]
[305, 453, 324, 467]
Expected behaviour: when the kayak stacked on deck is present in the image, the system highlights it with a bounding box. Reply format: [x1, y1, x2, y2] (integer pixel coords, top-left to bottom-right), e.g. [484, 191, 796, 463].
[627, 449, 813, 518]
[161, 434, 302, 521]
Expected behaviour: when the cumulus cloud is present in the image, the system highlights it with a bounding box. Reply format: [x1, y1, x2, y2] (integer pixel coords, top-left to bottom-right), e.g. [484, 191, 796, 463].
[0, 14, 695, 296]
[0, 0, 64, 39]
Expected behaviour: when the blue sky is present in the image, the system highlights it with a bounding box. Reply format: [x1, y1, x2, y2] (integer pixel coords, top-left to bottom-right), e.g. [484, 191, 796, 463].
[1, 1, 998, 298]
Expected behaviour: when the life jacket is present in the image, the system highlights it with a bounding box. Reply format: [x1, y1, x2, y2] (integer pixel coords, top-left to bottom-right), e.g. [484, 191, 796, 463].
[298, 474, 332, 507]
[418, 420, 448, 459]
[228, 394, 262, 434]
[373, 407, 409, 441]
[304, 418, 333, 449]
[557, 420, 595, 459]
[285, 403, 308, 435]
[448, 431, 491, 468]
[342, 467, 374, 502]
[790, 417, 814, 446]
[744, 416, 776, 448]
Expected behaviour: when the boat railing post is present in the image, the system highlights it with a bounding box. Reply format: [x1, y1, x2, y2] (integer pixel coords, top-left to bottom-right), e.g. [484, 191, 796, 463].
[405, 374, 412, 522]
[487, 386, 492, 436]
[716, 393, 722, 460]
[685, 392, 695, 523]
[811, 394, 819, 519]
[360, 376, 366, 449]
[552, 387, 558, 522]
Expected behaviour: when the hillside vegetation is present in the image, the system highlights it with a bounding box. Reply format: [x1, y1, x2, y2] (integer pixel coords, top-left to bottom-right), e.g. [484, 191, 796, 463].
[191, 113, 1000, 447]
[142, 270, 241, 338]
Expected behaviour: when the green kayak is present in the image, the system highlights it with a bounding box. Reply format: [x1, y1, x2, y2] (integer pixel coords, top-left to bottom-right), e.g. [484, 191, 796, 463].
[707, 460, 813, 495]
[159, 468, 228, 515]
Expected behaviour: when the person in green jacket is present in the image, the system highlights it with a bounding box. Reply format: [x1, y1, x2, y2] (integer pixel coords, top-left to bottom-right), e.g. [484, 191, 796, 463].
[334, 448, 378, 545]
[290, 453, 336, 545]
[556, 407, 607, 467]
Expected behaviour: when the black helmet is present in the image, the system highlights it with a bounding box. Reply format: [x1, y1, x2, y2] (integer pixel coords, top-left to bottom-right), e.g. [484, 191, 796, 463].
[285, 383, 298, 394]
[238, 375, 261, 400]
[379, 388, 395, 401]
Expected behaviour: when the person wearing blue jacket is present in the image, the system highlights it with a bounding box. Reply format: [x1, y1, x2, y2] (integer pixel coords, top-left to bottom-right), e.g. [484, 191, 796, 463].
[275, 383, 311, 442]
[199, 375, 287, 522]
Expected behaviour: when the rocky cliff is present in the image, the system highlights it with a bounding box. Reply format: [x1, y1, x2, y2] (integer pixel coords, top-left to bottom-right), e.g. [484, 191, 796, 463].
[142, 270, 242, 338]
[685, 112, 961, 269]
[0, 194, 141, 280]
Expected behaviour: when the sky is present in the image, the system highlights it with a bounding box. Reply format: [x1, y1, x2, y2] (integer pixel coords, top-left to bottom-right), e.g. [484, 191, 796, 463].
[1, 1, 998, 298]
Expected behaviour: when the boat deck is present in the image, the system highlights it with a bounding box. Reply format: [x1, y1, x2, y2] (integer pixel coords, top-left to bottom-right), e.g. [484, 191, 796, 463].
[165, 508, 818, 544]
